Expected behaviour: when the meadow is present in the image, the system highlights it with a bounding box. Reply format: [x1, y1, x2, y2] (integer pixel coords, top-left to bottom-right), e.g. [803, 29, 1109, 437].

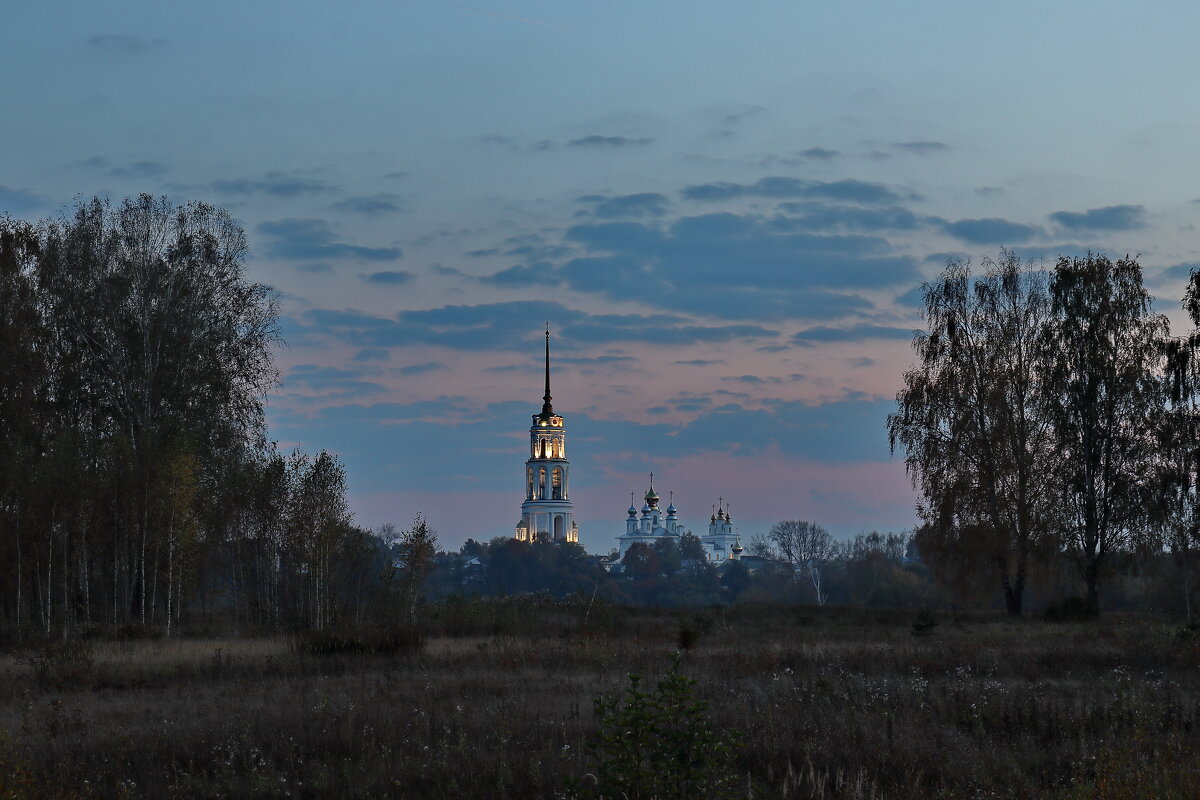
[1, 601, 1199, 799]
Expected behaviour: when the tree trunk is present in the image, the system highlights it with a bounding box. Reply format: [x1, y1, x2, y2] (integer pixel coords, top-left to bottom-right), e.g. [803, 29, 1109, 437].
[62, 528, 70, 640]
[150, 534, 161, 626]
[82, 536, 90, 626]
[15, 504, 22, 641]
[140, 506, 147, 626]
[44, 533, 53, 636]
[1002, 556, 1026, 617]
[1084, 561, 1100, 618]
[166, 538, 174, 637]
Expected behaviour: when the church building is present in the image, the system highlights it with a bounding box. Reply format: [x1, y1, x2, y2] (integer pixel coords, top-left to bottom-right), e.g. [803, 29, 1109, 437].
[514, 330, 579, 544]
[615, 478, 743, 564]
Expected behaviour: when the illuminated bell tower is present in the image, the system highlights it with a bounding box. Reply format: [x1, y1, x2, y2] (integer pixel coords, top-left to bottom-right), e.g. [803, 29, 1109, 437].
[514, 329, 579, 543]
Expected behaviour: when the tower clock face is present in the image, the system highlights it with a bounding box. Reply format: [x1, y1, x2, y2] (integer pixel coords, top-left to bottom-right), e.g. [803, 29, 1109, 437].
[550, 418, 562, 427]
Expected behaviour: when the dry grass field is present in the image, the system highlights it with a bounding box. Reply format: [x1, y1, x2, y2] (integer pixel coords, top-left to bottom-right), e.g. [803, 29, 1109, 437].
[2, 602, 1199, 799]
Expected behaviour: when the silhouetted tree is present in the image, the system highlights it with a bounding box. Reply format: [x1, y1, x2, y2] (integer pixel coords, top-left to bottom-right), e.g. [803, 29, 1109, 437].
[890, 253, 1054, 615]
[1044, 254, 1167, 615]
[769, 520, 835, 604]
[396, 514, 438, 627]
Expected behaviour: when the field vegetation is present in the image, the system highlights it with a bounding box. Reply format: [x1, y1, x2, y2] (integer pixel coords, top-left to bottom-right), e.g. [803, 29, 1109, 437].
[2, 601, 1199, 799]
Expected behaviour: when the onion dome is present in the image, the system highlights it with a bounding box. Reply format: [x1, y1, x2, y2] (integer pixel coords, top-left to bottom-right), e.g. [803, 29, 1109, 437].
[641, 503, 651, 515]
[627, 503, 638, 518]
[732, 534, 744, 554]
[666, 502, 677, 515]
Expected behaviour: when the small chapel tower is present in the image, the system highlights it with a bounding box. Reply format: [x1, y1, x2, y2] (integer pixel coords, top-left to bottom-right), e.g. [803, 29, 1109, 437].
[514, 329, 579, 543]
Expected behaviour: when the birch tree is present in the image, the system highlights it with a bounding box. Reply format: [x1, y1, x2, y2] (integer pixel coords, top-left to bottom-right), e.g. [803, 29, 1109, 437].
[1043, 253, 1167, 616]
[768, 520, 835, 605]
[889, 253, 1054, 616]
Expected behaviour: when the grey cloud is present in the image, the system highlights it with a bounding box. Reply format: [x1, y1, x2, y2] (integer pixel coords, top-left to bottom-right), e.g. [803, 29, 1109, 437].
[800, 147, 840, 160]
[1159, 263, 1200, 281]
[557, 213, 915, 316]
[682, 177, 905, 204]
[294, 262, 334, 274]
[397, 361, 443, 376]
[351, 348, 391, 362]
[211, 171, 336, 197]
[923, 251, 970, 266]
[108, 160, 169, 179]
[721, 374, 804, 386]
[360, 270, 412, 285]
[87, 34, 164, 54]
[567, 135, 655, 148]
[721, 105, 765, 125]
[895, 284, 926, 309]
[480, 262, 560, 287]
[793, 324, 914, 345]
[290, 300, 777, 352]
[0, 186, 49, 214]
[556, 355, 637, 365]
[334, 193, 404, 215]
[258, 219, 402, 261]
[580, 193, 669, 219]
[472, 210, 903, 322]
[773, 202, 929, 232]
[893, 140, 950, 154]
[1049, 205, 1147, 231]
[942, 217, 1040, 244]
[479, 134, 517, 146]
[284, 364, 387, 396]
[674, 359, 725, 366]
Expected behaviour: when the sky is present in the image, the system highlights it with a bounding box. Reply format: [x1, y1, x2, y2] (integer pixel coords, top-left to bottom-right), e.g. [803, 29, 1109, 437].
[6, 1, 1200, 551]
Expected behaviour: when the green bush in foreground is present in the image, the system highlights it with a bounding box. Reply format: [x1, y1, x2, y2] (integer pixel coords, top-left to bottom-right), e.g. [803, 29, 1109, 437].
[569, 655, 743, 800]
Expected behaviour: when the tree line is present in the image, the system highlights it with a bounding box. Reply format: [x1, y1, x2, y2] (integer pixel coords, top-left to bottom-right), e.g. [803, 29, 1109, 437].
[419, 529, 937, 609]
[0, 196, 397, 639]
[889, 251, 1200, 617]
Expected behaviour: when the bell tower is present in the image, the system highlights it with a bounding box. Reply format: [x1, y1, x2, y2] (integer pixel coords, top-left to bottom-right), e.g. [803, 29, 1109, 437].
[514, 328, 579, 543]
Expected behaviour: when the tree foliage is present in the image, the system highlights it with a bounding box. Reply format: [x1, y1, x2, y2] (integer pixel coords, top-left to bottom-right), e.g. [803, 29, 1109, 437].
[891, 253, 1058, 615]
[890, 250, 1200, 616]
[768, 520, 835, 604]
[0, 196, 378, 636]
[1043, 254, 1169, 615]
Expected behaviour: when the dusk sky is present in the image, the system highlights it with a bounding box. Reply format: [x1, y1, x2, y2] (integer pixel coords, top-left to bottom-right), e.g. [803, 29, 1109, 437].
[6, 1, 1200, 550]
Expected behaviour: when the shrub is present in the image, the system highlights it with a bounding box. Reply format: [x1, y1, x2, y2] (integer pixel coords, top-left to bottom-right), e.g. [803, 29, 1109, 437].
[911, 607, 938, 637]
[292, 625, 425, 656]
[676, 615, 709, 650]
[113, 623, 162, 641]
[569, 655, 743, 800]
[1044, 597, 1096, 622]
[17, 640, 95, 689]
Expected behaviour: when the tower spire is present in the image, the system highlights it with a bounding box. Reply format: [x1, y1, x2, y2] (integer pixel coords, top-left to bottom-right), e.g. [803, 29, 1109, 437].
[541, 324, 554, 416]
